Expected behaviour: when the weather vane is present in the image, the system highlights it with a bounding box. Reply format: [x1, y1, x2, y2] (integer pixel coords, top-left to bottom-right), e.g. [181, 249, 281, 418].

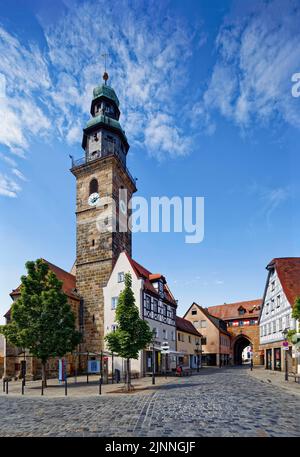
[102, 53, 109, 84]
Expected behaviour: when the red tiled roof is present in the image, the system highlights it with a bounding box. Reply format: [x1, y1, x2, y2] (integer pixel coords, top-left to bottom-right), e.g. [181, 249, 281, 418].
[5, 259, 79, 318]
[176, 316, 202, 337]
[124, 252, 177, 306]
[268, 257, 300, 307]
[207, 299, 262, 320]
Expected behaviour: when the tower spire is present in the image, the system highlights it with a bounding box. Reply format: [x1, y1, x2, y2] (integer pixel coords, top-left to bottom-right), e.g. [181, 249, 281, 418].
[102, 53, 109, 85]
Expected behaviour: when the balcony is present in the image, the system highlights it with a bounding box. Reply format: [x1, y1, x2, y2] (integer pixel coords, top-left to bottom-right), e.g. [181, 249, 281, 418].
[70, 148, 136, 188]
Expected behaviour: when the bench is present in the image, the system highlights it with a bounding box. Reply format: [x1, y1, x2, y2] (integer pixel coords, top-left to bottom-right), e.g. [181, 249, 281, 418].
[288, 372, 300, 383]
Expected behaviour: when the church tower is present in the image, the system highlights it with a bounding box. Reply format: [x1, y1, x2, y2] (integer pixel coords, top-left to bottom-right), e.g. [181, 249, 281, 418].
[71, 71, 137, 353]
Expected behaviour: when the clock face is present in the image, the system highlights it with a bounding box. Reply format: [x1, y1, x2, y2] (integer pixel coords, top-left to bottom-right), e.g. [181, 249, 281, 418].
[88, 192, 100, 207]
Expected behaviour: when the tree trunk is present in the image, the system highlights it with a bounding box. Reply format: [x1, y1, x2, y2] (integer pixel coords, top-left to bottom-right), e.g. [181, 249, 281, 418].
[126, 358, 131, 391]
[41, 361, 47, 388]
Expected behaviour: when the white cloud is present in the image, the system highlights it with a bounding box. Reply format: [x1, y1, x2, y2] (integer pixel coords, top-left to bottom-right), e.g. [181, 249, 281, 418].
[198, 0, 300, 131]
[11, 168, 27, 181]
[0, 173, 21, 197]
[0, 1, 203, 196]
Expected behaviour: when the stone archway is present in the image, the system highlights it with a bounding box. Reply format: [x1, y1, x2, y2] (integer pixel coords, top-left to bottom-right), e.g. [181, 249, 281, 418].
[233, 334, 252, 365]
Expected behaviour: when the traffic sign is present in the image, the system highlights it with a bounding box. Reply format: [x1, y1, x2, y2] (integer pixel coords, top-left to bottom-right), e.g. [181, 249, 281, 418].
[283, 346, 289, 351]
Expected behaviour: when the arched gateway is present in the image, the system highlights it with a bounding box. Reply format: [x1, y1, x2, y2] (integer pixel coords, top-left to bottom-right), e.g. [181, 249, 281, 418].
[233, 334, 252, 365]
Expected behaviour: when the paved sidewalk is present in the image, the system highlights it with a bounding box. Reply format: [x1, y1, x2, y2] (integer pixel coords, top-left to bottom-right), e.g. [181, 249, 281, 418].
[249, 366, 300, 397]
[0, 373, 178, 398]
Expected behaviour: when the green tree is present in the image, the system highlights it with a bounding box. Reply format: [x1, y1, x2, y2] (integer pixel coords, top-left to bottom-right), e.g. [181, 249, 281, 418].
[0, 259, 81, 385]
[105, 272, 153, 391]
[292, 296, 300, 321]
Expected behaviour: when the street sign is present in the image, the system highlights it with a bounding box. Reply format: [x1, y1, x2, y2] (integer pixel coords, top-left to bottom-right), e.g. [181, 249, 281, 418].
[283, 346, 289, 351]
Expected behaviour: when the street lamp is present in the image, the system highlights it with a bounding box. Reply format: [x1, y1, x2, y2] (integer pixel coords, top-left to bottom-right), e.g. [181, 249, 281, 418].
[195, 340, 200, 372]
[282, 328, 289, 381]
[151, 330, 156, 385]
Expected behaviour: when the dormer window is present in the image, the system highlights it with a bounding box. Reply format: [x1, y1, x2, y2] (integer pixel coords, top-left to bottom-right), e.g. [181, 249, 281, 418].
[238, 307, 246, 315]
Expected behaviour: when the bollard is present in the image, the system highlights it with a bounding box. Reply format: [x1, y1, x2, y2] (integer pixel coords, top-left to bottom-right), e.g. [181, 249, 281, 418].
[99, 377, 102, 395]
[65, 378, 68, 396]
[21, 379, 25, 395]
[3, 379, 5, 393]
[6, 380, 8, 395]
[41, 380, 44, 396]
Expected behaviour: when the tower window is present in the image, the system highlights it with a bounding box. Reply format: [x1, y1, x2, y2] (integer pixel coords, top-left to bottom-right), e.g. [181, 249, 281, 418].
[89, 178, 98, 195]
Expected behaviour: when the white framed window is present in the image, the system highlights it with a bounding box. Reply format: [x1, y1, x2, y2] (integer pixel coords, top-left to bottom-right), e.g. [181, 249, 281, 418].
[145, 295, 151, 310]
[271, 281, 275, 291]
[118, 272, 125, 283]
[111, 296, 118, 310]
[111, 324, 118, 332]
[200, 320, 207, 328]
[271, 299, 275, 312]
[153, 327, 158, 338]
[276, 295, 281, 308]
[278, 317, 282, 331]
[163, 329, 167, 339]
[266, 303, 269, 314]
[272, 321, 276, 333]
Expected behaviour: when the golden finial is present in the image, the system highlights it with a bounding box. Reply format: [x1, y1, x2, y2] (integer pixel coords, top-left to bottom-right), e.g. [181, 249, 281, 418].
[102, 53, 109, 85]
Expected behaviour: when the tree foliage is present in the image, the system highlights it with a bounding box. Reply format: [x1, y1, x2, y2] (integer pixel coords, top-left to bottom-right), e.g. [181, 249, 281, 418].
[0, 259, 81, 380]
[105, 273, 153, 389]
[292, 296, 300, 321]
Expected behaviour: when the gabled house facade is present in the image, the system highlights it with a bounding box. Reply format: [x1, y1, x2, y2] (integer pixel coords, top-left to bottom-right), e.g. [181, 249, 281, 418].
[184, 303, 231, 366]
[208, 299, 262, 365]
[259, 258, 300, 373]
[103, 251, 178, 377]
[176, 317, 202, 369]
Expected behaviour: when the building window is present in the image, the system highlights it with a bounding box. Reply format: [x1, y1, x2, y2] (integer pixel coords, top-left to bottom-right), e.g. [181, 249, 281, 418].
[177, 332, 181, 341]
[239, 321, 244, 326]
[266, 303, 269, 314]
[118, 272, 125, 283]
[163, 329, 167, 339]
[153, 327, 158, 338]
[286, 314, 290, 329]
[268, 323, 271, 335]
[188, 335, 191, 343]
[162, 304, 167, 317]
[201, 337, 207, 345]
[171, 331, 175, 341]
[278, 317, 282, 331]
[153, 299, 158, 313]
[276, 295, 281, 308]
[111, 297, 118, 310]
[250, 320, 256, 325]
[272, 321, 276, 333]
[145, 295, 151, 310]
[191, 309, 197, 315]
[193, 320, 199, 327]
[111, 324, 118, 332]
[200, 320, 207, 328]
[271, 299, 275, 312]
[238, 307, 245, 315]
[271, 281, 275, 291]
[89, 178, 98, 195]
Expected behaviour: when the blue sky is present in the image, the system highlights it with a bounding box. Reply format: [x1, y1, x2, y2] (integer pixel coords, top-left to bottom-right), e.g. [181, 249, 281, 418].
[0, 0, 300, 322]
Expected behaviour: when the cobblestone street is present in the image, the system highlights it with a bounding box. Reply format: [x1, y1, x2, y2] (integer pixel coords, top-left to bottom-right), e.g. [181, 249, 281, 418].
[0, 367, 299, 437]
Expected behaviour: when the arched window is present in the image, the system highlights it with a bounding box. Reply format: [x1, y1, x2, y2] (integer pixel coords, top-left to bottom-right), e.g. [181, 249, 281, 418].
[89, 178, 98, 195]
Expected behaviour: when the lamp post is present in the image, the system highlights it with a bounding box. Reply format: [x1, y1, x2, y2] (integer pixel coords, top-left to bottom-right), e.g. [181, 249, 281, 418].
[282, 328, 289, 381]
[195, 340, 200, 372]
[152, 330, 156, 385]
